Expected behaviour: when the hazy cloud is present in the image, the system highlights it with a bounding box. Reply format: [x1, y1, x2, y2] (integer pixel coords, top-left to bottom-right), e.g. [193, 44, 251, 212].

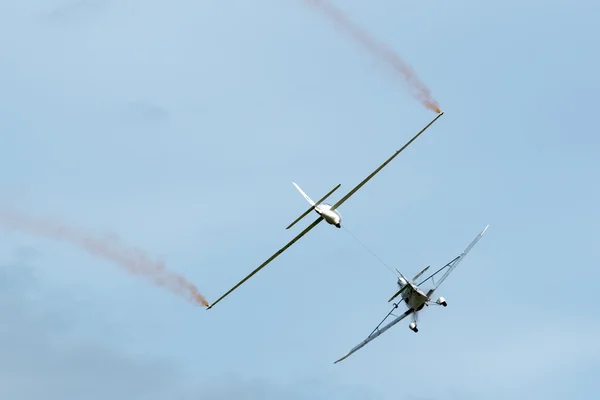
[117, 100, 170, 127]
[0, 251, 179, 399]
[0, 249, 382, 400]
[42, 0, 110, 23]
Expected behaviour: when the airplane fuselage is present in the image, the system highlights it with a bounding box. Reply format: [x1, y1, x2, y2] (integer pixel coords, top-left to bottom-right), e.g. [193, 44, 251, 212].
[315, 203, 342, 228]
[398, 279, 429, 312]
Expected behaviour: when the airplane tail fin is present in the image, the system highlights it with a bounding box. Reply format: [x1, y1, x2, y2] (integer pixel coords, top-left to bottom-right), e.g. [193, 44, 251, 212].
[412, 265, 430, 283]
[388, 268, 411, 302]
[387, 284, 409, 303]
[292, 182, 316, 206]
[395, 268, 410, 284]
[286, 183, 341, 230]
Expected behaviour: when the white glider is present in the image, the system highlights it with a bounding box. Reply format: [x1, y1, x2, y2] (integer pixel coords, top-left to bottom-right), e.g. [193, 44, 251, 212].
[206, 112, 444, 309]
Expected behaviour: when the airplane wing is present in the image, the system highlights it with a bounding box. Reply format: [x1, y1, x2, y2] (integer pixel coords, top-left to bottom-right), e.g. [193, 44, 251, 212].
[334, 302, 414, 364]
[417, 225, 489, 295]
[207, 216, 324, 309]
[328, 112, 443, 211]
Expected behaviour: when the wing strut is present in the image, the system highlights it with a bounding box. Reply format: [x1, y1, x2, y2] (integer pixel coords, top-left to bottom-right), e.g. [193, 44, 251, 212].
[417, 225, 489, 293]
[334, 302, 414, 364]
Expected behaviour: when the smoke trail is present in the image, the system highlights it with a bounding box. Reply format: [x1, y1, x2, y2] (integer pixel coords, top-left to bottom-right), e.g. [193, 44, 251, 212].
[301, 0, 441, 113]
[0, 206, 210, 307]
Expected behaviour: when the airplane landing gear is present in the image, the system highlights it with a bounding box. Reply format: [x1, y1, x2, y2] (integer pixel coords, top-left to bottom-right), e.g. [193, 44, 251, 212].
[409, 322, 418, 333]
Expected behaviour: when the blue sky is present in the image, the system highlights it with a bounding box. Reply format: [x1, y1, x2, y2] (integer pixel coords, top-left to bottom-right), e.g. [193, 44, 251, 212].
[1, 0, 599, 398]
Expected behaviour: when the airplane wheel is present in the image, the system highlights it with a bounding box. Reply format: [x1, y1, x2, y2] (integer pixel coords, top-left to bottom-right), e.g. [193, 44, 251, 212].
[442, 302, 447, 307]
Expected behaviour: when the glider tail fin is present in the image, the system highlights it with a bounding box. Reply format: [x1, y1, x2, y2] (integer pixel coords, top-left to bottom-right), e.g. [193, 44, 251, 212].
[292, 182, 316, 206]
[286, 182, 341, 230]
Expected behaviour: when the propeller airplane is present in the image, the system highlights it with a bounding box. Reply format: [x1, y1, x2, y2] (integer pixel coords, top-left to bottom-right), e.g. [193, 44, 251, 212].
[334, 224, 489, 363]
